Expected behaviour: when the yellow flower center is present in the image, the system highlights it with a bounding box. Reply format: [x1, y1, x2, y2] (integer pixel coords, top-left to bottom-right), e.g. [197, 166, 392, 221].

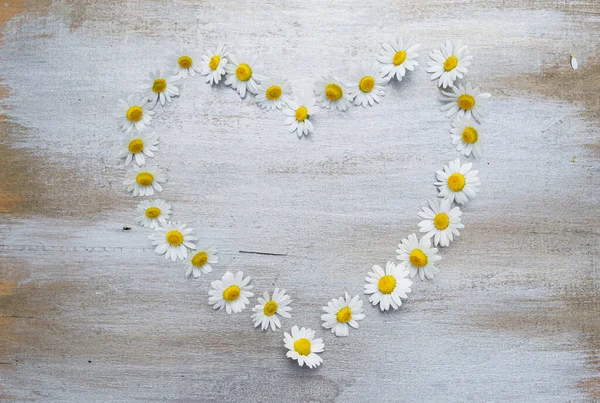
[336, 307, 352, 323]
[378, 275, 396, 294]
[222, 285, 241, 302]
[409, 249, 428, 268]
[178, 55, 193, 69]
[145, 207, 161, 219]
[359, 76, 375, 93]
[166, 230, 183, 246]
[293, 338, 311, 356]
[263, 300, 278, 316]
[152, 78, 167, 93]
[209, 55, 220, 70]
[127, 138, 144, 154]
[447, 172, 466, 192]
[444, 55, 458, 71]
[295, 106, 308, 122]
[433, 213, 450, 230]
[462, 126, 478, 143]
[126, 106, 143, 122]
[393, 50, 407, 66]
[265, 85, 282, 101]
[325, 83, 343, 101]
[191, 251, 208, 267]
[135, 172, 154, 187]
[458, 94, 475, 110]
[235, 63, 252, 81]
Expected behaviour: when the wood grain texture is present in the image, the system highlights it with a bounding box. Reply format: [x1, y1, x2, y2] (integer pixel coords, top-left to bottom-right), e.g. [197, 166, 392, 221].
[0, 0, 599, 401]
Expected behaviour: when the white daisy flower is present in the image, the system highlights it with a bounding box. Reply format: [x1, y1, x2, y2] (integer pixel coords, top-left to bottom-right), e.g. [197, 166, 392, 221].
[184, 246, 219, 278]
[200, 45, 229, 85]
[377, 37, 420, 82]
[434, 158, 481, 205]
[314, 75, 351, 112]
[321, 292, 365, 337]
[255, 77, 292, 111]
[123, 165, 167, 197]
[347, 63, 387, 107]
[251, 288, 292, 331]
[282, 93, 315, 138]
[208, 271, 254, 314]
[224, 51, 263, 98]
[427, 40, 472, 88]
[114, 95, 154, 132]
[396, 234, 442, 281]
[171, 48, 201, 78]
[283, 325, 324, 369]
[135, 199, 171, 229]
[441, 82, 491, 122]
[364, 261, 412, 311]
[450, 116, 483, 158]
[140, 70, 180, 107]
[417, 199, 464, 247]
[148, 221, 197, 262]
[118, 132, 159, 166]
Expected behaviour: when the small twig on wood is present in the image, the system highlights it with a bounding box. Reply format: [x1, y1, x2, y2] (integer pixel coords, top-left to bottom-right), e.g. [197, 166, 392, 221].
[239, 250, 287, 256]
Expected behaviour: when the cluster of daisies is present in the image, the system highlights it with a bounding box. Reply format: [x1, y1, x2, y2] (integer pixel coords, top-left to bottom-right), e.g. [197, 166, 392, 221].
[114, 39, 489, 369]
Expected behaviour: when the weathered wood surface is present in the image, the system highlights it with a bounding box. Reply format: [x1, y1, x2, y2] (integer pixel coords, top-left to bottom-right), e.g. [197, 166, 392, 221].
[0, 0, 599, 401]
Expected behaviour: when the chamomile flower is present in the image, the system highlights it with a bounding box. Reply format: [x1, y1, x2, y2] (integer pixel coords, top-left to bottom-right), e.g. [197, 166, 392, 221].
[119, 132, 159, 166]
[208, 271, 254, 314]
[148, 221, 197, 262]
[434, 158, 481, 205]
[224, 51, 262, 98]
[135, 199, 171, 229]
[347, 63, 387, 107]
[115, 95, 154, 132]
[364, 261, 412, 311]
[184, 246, 219, 278]
[123, 166, 167, 197]
[450, 116, 483, 158]
[377, 37, 420, 81]
[321, 292, 365, 337]
[441, 82, 491, 122]
[282, 93, 315, 137]
[427, 40, 472, 88]
[283, 326, 324, 369]
[171, 47, 201, 78]
[256, 77, 292, 111]
[140, 70, 180, 107]
[396, 234, 441, 281]
[417, 199, 464, 247]
[314, 76, 351, 112]
[200, 45, 229, 85]
[251, 288, 292, 331]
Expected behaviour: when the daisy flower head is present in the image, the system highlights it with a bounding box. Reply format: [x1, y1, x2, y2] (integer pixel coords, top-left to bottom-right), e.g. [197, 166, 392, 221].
[115, 94, 154, 132]
[140, 70, 180, 108]
[427, 40, 472, 88]
[435, 158, 481, 205]
[135, 199, 171, 229]
[450, 116, 483, 158]
[364, 261, 412, 311]
[283, 93, 315, 138]
[171, 47, 201, 78]
[377, 37, 420, 81]
[418, 199, 464, 247]
[148, 221, 197, 262]
[200, 44, 229, 85]
[441, 82, 491, 122]
[224, 51, 263, 98]
[208, 271, 254, 314]
[347, 62, 387, 107]
[314, 75, 350, 112]
[256, 77, 292, 111]
[251, 288, 292, 331]
[119, 132, 159, 166]
[321, 292, 365, 337]
[283, 326, 324, 369]
[184, 245, 219, 278]
[396, 234, 441, 281]
[123, 165, 167, 197]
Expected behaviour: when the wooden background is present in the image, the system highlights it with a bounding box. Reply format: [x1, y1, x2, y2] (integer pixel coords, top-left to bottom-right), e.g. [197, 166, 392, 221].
[0, 0, 598, 401]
